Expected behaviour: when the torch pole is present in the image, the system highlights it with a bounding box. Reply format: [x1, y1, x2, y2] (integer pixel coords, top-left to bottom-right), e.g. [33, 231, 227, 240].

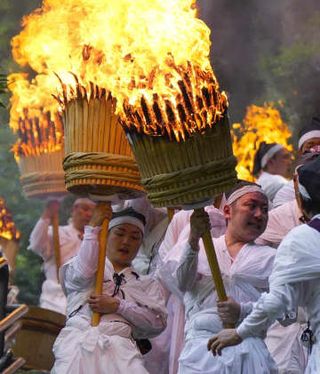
[91, 201, 111, 326]
[167, 208, 175, 223]
[197, 207, 234, 328]
[51, 211, 61, 283]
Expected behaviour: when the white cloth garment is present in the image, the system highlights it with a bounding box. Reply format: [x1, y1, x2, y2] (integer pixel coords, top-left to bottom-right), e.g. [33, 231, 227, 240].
[256, 200, 302, 247]
[117, 199, 170, 374]
[174, 235, 277, 374]
[256, 171, 288, 202]
[29, 218, 82, 314]
[156, 206, 226, 374]
[237, 216, 320, 374]
[52, 225, 167, 374]
[256, 199, 307, 372]
[273, 180, 295, 208]
[132, 217, 169, 275]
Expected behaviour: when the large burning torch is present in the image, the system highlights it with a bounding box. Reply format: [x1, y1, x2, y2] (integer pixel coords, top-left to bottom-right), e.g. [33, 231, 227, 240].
[56, 77, 144, 326]
[8, 73, 66, 281]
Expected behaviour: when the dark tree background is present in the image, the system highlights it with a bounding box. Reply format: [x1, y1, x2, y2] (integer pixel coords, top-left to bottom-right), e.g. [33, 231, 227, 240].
[0, 0, 320, 304]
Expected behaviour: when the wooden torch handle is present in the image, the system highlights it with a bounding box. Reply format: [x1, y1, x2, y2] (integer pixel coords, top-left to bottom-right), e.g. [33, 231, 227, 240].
[167, 208, 175, 223]
[197, 207, 234, 328]
[91, 202, 111, 326]
[51, 211, 61, 283]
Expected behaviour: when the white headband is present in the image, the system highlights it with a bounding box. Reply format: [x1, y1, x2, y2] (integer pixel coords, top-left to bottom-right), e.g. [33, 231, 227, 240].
[226, 185, 265, 206]
[109, 216, 145, 234]
[298, 130, 320, 150]
[261, 144, 284, 168]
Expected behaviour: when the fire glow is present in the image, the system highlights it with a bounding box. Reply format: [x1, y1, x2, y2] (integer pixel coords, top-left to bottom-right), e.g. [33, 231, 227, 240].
[8, 74, 63, 160]
[0, 198, 20, 241]
[232, 104, 293, 181]
[10, 0, 227, 142]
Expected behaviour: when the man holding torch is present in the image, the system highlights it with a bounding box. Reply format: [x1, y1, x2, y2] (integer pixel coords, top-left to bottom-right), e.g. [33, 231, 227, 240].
[52, 204, 167, 373]
[174, 181, 278, 373]
[208, 156, 320, 374]
[29, 198, 96, 314]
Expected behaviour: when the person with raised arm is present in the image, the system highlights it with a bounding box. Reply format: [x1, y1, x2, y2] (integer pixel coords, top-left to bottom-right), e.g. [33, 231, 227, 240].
[174, 181, 277, 373]
[29, 198, 96, 314]
[52, 204, 167, 373]
[208, 156, 320, 374]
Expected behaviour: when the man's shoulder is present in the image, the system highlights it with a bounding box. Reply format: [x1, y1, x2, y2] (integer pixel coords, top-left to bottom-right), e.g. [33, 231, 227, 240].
[248, 242, 276, 257]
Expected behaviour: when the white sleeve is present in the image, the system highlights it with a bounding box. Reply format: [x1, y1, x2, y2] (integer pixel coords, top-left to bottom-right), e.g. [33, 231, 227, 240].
[118, 299, 166, 338]
[175, 244, 198, 292]
[158, 211, 191, 261]
[62, 225, 101, 293]
[28, 218, 52, 260]
[236, 283, 301, 339]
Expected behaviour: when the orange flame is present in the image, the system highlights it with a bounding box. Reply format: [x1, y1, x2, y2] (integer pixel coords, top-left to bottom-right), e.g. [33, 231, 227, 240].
[10, 0, 227, 142]
[8, 73, 63, 160]
[0, 198, 20, 241]
[232, 103, 293, 181]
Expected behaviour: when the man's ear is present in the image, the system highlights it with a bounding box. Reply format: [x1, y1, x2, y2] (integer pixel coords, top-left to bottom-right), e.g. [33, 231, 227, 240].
[223, 204, 231, 220]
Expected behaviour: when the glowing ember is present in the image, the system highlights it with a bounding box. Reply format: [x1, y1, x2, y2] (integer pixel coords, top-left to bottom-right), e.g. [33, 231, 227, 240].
[232, 103, 293, 181]
[120, 58, 228, 141]
[11, 0, 227, 142]
[8, 73, 63, 160]
[0, 198, 20, 241]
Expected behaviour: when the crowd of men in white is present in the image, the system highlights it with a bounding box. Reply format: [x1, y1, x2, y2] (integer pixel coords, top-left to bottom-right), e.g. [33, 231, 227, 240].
[29, 117, 320, 373]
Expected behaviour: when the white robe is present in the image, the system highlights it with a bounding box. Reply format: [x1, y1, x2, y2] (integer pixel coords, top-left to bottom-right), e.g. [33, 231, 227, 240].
[237, 216, 320, 374]
[272, 180, 295, 208]
[29, 218, 82, 314]
[175, 236, 277, 374]
[256, 171, 288, 202]
[156, 207, 226, 374]
[52, 225, 167, 374]
[256, 199, 307, 372]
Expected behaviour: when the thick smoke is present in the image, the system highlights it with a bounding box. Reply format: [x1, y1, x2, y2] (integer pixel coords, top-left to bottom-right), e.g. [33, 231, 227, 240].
[198, 0, 320, 141]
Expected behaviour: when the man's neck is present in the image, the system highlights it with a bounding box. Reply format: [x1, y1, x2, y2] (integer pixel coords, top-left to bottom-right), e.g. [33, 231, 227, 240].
[112, 263, 130, 273]
[72, 221, 84, 234]
[225, 231, 247, 259]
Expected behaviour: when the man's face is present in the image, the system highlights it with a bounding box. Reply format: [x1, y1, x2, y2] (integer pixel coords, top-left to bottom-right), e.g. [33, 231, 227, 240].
[107, 223, 143, 269]
[269, 148, 292, 178]
[224, 192, 268, 243]
[72, 203, 95, 229]
[301, 137, 320, 154]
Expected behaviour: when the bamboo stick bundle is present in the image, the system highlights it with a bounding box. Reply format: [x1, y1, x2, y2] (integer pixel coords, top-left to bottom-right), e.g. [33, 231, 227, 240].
[60, 83, 144, 198]
[119, 62, 237, 319]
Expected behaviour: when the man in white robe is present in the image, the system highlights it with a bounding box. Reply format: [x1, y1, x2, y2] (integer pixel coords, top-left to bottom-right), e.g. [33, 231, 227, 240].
[208, 156, 320, 374]
[52, 205, 167, 374]
[155, 205, 226, 374]
[253, 142, 292, 202]
[29, 198, 96, 314]
[174, 182, 277, 373]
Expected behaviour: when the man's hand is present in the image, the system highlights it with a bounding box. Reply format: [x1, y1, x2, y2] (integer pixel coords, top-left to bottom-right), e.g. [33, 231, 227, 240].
[207, 329, 242, 356]
[42, 200, 60, 220]
[217, 297, 240, 325]
[89, 202, 113, 227]
[88, 294, 120, 314]
[188, 209, 211, 251]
